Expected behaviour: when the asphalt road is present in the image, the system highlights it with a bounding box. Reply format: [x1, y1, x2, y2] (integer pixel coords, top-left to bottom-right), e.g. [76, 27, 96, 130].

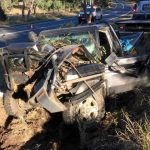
[0, 0, 132, 47]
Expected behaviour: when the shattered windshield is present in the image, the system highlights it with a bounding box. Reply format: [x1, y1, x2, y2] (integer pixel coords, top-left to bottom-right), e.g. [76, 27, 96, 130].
[39, 31, 98, 56]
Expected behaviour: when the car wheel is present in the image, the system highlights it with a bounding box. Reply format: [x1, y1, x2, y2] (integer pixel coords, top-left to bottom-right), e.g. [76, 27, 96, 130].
[3, 90, 31, 118]
[62, 102, 76, 124]
[62, 88, 105, 124]
[62, 88, 105, 149]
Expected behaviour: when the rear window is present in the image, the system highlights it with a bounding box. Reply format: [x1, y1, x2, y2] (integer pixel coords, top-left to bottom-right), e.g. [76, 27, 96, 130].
[142, 4, 150, 10]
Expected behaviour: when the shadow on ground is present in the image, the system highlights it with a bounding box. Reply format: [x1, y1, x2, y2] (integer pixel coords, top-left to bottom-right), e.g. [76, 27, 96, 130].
[20, 113, 80, 150]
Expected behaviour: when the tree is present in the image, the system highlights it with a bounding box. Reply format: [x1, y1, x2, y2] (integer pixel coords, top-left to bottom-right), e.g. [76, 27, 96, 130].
[22, 0, 26, 18]
[27, 0, 35, 19]
[95, 0, 110, 7]
[0, 6, 7, 21]
[0, 0, 13, 10]
[33, 2, 37, 14]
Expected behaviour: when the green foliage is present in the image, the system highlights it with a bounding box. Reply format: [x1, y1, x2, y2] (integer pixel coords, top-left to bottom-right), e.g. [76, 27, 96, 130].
[95, 0, 111, 7]
[0, 0, 111, 13]
[35, 0, 63, 11]
[55, 1, 62, 11]
[36, 0, 52, 11]
[0, 0, 12, 9]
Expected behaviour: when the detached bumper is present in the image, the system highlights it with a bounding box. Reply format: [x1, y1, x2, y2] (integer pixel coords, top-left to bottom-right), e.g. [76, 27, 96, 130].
[29, 87, 67, 113]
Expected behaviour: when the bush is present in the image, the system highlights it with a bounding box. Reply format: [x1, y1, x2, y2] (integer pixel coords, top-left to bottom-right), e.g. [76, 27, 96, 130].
[55, 1, 62, 11]
[95, 0, 111, 8]
[36, 0, 52, 11]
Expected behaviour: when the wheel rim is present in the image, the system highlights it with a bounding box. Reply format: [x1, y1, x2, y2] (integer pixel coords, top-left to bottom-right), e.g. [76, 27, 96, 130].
[77, 96, 99, 121]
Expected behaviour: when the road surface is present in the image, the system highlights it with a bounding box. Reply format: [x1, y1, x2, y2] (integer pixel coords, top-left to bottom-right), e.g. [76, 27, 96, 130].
[0, 0, 132, 47]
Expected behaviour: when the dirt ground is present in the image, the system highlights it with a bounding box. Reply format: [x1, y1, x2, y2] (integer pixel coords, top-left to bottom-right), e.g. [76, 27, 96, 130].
[0, 98, 81, 150]
[0, 100, 50, 150]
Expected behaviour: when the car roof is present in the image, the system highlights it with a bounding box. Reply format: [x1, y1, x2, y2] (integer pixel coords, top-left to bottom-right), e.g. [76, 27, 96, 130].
[39, 24, 107, 37]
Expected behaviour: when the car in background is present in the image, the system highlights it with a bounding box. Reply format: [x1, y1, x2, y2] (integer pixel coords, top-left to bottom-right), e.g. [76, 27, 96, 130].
[78, 5, 102, 23]
[132, 0, 150, 19]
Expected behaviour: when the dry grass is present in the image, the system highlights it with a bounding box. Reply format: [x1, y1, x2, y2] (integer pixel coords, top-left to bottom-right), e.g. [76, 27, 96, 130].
[90, 88, 150, 150]
[117, 111, 150, 150]
[116, 89, 150, 150]
[0, 7, 77, 26]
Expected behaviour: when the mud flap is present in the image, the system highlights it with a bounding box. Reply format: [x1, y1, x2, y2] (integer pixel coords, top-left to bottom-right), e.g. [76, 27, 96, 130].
[29, 88, 67, 113]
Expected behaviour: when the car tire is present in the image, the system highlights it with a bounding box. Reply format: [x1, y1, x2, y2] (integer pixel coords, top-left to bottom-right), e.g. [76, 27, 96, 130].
[62, 88, 105, 124]
[3, 90, 31, 118]
[62, 88, 105, 149]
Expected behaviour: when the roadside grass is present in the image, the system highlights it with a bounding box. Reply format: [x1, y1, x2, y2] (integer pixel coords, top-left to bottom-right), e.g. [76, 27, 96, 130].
[93, 88, 150, 150]
[117, 111, 150, 150]
[117, 88, 150, 150]
[0, 7, 78, 26]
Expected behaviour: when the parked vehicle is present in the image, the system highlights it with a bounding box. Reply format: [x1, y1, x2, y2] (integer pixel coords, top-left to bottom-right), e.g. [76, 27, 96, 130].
[118, 1, 150, 32]
[132, 0, 150, 19]
[78, 5, 102, 23]
[1, 23, 148, 124]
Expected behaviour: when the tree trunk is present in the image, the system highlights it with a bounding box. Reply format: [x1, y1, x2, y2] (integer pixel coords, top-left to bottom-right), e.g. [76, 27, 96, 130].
[33, 4, 37, 15]
[27, 0, 35, 19]
[27, 7, 31, 19]
[22, 0, 25, 19]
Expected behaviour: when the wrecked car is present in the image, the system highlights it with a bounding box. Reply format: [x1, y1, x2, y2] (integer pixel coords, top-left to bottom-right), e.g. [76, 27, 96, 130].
[1, 24, 150, 124]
